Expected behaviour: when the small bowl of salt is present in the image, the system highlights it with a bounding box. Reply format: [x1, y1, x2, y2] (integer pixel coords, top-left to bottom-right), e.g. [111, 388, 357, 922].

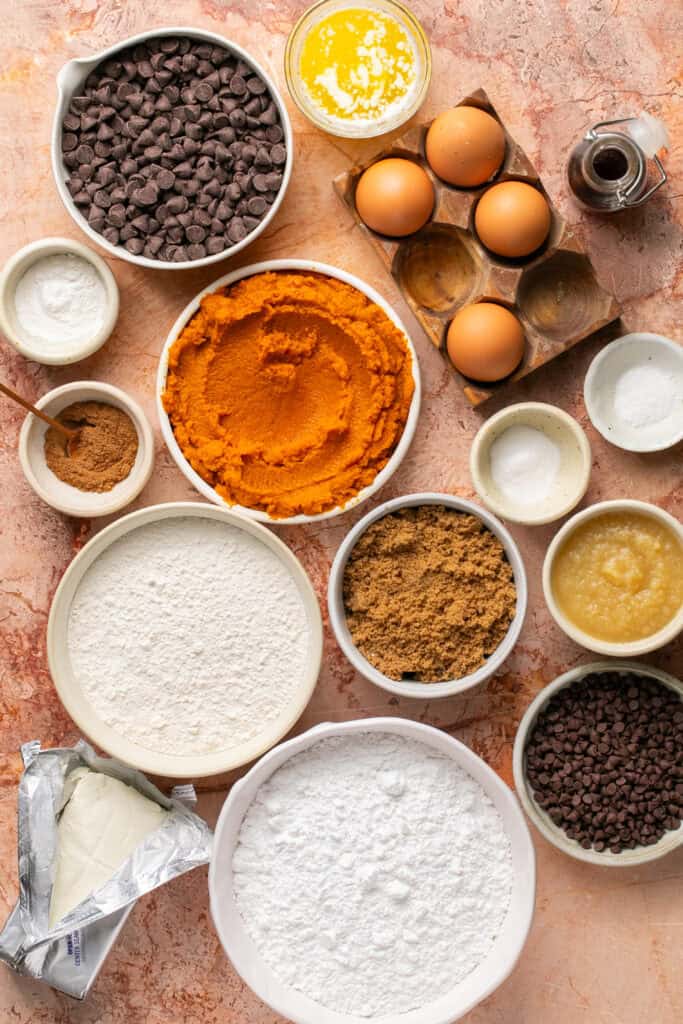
[470, 402, 592, 526]
[0, 237, 119, 365]
[584, 333, 683, 453]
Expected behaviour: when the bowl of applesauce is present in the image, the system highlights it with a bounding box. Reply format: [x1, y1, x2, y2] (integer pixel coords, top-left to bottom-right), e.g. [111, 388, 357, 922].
[543, 500, 683, 656]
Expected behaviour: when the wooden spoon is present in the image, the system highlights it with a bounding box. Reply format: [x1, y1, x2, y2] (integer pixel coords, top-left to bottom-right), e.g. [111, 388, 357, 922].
[0, 380, 80, 450]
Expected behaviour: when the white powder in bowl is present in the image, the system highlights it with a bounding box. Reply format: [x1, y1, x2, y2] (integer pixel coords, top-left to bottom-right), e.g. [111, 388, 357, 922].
[232, 732, 513, 1017]
[67, 517, 310, 756]
[14, 253, 107, 350]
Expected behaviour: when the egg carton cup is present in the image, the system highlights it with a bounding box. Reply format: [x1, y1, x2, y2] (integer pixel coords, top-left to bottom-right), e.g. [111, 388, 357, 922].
[334, 89, 620, 405]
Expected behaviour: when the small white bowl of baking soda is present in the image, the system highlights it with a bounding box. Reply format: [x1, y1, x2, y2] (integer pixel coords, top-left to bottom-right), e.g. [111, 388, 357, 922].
[0, 237, 119, 365]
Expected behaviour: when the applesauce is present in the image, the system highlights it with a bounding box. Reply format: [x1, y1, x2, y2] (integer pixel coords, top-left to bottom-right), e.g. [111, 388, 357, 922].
[551, 510, 683, 643]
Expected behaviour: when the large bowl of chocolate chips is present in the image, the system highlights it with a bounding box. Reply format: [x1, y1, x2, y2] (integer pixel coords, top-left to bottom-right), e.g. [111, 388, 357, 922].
[52, 27, 292, 269]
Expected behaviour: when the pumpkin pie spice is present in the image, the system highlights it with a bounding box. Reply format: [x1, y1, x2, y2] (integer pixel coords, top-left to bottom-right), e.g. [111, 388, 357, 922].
[343, 505, 517, 682]
[44, 401, 138, 493]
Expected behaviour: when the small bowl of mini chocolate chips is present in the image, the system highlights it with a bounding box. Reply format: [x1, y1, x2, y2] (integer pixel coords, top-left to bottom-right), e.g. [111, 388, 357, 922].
[51, 28, 292, 269]
[513, 662, 683, 866]
[18, 380, 154, 517]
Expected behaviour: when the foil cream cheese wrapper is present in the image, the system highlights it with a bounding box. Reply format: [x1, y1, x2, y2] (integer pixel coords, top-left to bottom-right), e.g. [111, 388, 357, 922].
[0, 739, 213, 999]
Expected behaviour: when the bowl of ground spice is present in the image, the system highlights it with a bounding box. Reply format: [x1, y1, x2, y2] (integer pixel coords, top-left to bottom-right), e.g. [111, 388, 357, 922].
[513, 662, 683, 866]
[19, 381, 154, 517]
[157, 260, 420, 523]
[328, 493, 527, 698]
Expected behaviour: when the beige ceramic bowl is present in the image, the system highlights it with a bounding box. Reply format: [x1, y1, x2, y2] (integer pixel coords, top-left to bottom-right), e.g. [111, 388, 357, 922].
[513, 660, 683, 867]
[470, 402, 591, 526]
[19, 381, 154, 518]
[0, 238, 119, 365]
[47, 502, 323, 778]
[542, 499, 683, 656]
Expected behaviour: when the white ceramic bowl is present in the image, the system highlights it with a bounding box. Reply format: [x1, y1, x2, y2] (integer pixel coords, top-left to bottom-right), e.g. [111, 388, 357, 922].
[19, 381, 153, 517]
[327, 493, 527, 698]
[470, 402, 591, 525]
[543, 499, 683, 657]
[0, 238, 119, 365]
[52, 27, 293, 271]
[156, 259, 421, 524]
[513, 661, 683, 867]
[47, 501, 323, 777]
[209, 717, 536, 1024]
[584, 333, 683, 452]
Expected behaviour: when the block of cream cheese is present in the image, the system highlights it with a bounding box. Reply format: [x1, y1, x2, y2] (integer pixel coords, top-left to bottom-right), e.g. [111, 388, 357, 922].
[49, 768, 166, 927]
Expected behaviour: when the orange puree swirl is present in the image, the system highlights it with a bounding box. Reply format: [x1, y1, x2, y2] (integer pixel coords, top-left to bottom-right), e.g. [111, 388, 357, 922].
[162, 271, 415, 518]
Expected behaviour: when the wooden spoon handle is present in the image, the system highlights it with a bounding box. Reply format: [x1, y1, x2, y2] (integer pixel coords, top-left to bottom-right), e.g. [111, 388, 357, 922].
[0, 380, 78, 441]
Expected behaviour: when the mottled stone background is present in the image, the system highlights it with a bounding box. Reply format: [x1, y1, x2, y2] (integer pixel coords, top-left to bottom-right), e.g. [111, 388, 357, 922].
[0, 1, 681, 1022]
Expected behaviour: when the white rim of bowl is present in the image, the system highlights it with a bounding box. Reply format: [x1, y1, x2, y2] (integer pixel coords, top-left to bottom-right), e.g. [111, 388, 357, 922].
[51, 26, 293, 271]
[584, 333, 683, 453]
[469, 402, 592, 526]
[156, 259, 422, 525]
[283, 0, 432, 139]
[46, 501, 323, 777]
[0, 237, 119, 365]
[209, 716, 536, 1024]
[327, 492, 527, 698]
[542, 499, 683, 656]
[512, 660, 683, 866]
[18, 380, 154, 517]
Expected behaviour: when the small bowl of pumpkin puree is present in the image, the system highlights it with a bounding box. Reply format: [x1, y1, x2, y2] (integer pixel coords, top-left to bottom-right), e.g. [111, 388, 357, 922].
[543, 500, 683, 656]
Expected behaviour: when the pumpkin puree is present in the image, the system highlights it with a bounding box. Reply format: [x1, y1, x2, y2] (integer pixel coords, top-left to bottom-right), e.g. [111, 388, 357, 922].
[162, 271, 415, 518]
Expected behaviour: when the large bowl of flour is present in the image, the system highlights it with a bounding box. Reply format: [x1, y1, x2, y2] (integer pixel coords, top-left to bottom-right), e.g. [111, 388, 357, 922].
[209, 718, 536, 1024]
[47, 502, 323, 777]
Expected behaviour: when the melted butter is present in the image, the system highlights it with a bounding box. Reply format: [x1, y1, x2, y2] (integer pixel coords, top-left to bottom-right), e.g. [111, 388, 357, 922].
[551, 511, 683, 643]
[299, 8, 416, 121]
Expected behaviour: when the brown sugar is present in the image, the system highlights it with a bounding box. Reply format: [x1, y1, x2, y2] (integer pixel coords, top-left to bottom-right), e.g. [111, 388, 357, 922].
[44, 401, 138, 493]
[342, 504, 517, 682]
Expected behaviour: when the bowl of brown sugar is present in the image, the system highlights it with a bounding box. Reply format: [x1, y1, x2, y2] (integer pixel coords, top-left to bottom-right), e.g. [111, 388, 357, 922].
[19, 381, 154, 517]
[328, 493, 527, 698]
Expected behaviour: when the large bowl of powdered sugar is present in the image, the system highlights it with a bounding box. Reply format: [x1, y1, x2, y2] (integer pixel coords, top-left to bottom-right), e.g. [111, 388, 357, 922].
[209, 717, 536, 1024]
[47, 501, 323, 777]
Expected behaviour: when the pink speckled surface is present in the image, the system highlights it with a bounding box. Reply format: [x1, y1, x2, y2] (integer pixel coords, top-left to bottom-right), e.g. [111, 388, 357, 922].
[1, 2, 682, 1022]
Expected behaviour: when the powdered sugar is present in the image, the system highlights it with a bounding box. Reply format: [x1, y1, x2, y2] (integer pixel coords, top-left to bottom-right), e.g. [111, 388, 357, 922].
[67, 516, 310, 756]
[232, 732, 513, 1017]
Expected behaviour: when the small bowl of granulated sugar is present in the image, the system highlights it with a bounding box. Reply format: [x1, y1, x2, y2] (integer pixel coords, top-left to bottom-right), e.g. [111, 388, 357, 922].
[0, 237, 119, 364]
[19, 380, 154, 517]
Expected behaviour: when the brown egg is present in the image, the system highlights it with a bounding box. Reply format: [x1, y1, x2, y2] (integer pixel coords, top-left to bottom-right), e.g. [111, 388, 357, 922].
[475, 181, 551, 258]
[355, 158, 434, 237]
[446, 303, 524, 382]
[426, 106, 505, 187]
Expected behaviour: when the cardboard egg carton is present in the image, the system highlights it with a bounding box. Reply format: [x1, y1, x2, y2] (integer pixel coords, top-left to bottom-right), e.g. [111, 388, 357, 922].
[333, 89, 620, 405]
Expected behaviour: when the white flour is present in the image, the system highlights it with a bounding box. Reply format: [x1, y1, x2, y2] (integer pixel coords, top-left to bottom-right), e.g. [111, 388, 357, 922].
[14, 253, 107, 350]
[232, 733, 513, 1017]
[67, 517, 310, 756]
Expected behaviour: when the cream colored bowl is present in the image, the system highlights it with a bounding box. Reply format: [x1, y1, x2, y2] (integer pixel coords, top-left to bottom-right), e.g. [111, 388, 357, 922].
[19, 381, 153, 518]
[47, 502, 323, 778]
[542, 499, 683, 657]
[470, 402, 591, 526]
[513, 661, 683, 867]
[210, 717, 535, 1024]
[0, 238, 119, 365]
[156, 259, 421, 525]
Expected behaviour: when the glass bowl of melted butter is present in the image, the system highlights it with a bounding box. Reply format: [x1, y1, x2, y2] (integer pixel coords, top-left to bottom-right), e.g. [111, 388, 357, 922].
[285, 0, 431, 138]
